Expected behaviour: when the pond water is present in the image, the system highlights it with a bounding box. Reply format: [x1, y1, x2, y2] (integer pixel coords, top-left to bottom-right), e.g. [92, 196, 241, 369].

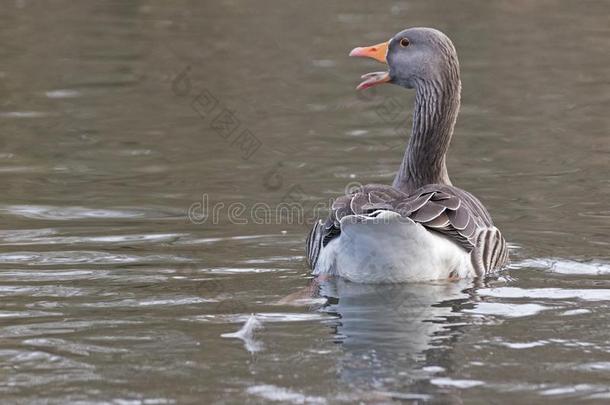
[0, 0, 609, 403]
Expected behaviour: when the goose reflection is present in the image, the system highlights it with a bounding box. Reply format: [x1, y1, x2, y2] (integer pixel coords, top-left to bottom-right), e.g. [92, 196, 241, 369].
[317, 277, 476, 389]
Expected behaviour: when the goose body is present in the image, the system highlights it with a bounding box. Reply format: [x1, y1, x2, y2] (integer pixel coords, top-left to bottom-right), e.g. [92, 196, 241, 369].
[305, 28, 509, 282]
[312, 211, 473, 283]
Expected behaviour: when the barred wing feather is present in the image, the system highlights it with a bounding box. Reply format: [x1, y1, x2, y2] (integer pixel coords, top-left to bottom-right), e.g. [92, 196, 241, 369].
[306, 183, 507, 276]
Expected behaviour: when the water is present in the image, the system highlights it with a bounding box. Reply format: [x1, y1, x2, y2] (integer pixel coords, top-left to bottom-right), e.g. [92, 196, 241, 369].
[0, 0, 608, 403]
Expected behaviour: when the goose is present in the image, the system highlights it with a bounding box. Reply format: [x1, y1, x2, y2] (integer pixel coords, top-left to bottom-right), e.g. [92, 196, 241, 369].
[306, 27, 508, 283]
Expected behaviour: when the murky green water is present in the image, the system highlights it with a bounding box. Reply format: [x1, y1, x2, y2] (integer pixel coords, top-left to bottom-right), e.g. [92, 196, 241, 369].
[0, 0, 609, 403]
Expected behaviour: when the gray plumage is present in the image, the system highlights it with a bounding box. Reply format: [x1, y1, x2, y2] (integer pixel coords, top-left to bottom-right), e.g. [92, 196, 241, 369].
[306, 28, 508, 278]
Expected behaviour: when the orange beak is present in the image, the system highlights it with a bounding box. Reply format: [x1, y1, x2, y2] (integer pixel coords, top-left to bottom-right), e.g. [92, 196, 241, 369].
[349, 41, 391, 90]
[349, 41, 389, 64]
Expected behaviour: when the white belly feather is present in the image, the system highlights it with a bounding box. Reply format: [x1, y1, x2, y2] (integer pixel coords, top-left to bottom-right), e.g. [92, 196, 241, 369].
[313, 210, 474, 283]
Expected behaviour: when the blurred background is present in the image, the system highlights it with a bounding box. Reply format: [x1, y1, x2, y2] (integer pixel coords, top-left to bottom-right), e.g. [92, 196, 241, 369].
[0, 0, 608, 403]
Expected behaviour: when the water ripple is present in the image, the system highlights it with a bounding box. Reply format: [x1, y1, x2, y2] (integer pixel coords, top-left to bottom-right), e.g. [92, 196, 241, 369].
[514, 258, 610, 275]
[247, 384, 326, 404]
[0, 251, 191, 265]
[182, 312, 335, 324]
[0, 230, 185, 246]
[0, 205, 181, 220]
[45, 89, 81, 99]
[478, 287, 610, 301]
[23, 338, 128, 355]
[464, 302, 552, 318]
[0, 310, 63, 318]
[0, 320, 141, 339]
[81, 296, 215, 308]
[0, 111, 52, 118]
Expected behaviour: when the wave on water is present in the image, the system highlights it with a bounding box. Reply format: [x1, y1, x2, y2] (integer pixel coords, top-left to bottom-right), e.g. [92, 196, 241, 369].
[511, 258, 610, 276]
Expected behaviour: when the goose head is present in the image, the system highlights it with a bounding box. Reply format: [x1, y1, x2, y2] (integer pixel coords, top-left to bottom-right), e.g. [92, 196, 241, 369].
[349, 27, 459, 90]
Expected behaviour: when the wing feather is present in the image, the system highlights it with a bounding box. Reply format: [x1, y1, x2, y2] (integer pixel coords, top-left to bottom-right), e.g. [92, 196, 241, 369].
[447, 206, 469, 230]
[411, 201, 446, 222]
[305, 183, 508, 275]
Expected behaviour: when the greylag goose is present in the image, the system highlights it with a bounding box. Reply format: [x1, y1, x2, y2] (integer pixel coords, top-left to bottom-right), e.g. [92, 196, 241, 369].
[306, 27, 508, 283]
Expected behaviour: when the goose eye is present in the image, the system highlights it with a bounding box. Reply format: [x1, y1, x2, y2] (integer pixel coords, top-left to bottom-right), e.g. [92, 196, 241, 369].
[399, 38, 410, 47]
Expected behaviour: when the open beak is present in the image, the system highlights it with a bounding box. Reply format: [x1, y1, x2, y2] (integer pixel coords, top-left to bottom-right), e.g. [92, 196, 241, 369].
[349, 41, 391, 90]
